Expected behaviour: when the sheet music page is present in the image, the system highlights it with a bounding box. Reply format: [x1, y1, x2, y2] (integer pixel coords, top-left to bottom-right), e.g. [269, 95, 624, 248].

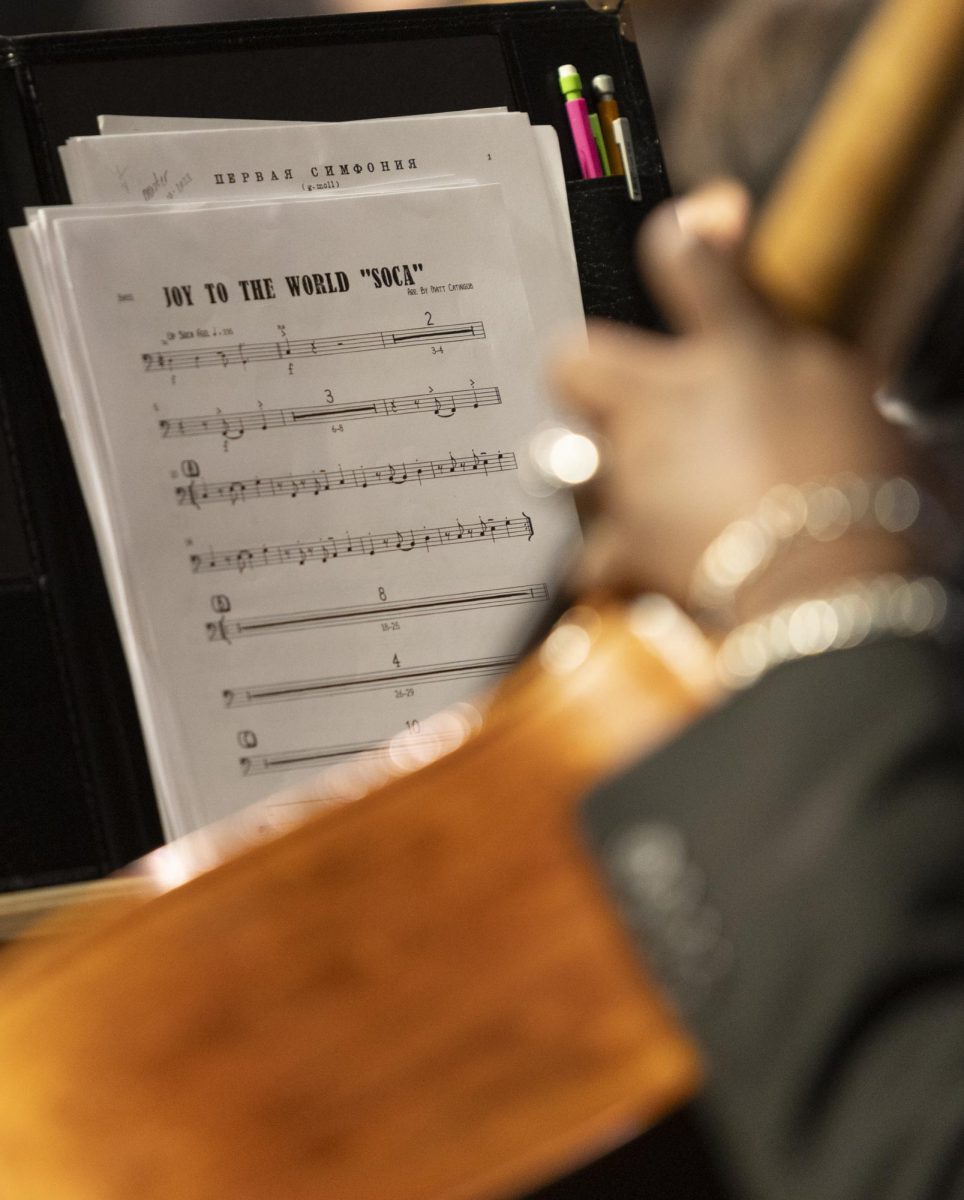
[40, 184, 580, 838]
[89, 112, 569, 260]
[61, 114, 580, 333]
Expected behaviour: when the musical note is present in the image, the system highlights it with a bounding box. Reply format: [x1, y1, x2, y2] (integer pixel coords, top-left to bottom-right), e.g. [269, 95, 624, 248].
[224, 653, 516, 708]
[142, 320, 486, 372]
[190, 514, 535, 574]
[158, 386, 501, 440]
[204, 583, 550, 643]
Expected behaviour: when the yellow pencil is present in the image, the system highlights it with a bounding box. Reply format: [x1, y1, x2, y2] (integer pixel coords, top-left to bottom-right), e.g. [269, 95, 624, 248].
[592, 74, 624, 175]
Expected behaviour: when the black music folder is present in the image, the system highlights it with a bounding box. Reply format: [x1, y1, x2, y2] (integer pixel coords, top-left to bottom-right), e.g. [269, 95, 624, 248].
[0, 1, 668, 893]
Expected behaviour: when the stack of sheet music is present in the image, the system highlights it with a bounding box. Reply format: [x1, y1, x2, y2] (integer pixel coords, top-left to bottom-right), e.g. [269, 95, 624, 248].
[12, 109, 585, 840]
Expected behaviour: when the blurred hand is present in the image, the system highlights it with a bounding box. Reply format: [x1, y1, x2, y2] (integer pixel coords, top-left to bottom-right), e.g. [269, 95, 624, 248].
[549, 180, 914, 613]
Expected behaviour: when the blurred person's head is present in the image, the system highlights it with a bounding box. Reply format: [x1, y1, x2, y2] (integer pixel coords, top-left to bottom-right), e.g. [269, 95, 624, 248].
[662, 0, 878, 197]
[590, 0, 875, 195]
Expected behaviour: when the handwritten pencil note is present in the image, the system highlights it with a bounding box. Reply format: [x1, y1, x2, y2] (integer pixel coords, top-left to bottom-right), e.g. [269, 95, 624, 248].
[22, 182, 581, 837]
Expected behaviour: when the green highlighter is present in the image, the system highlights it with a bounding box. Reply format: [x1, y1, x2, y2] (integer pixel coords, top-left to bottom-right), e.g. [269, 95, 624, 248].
[588, 113, 612, 175]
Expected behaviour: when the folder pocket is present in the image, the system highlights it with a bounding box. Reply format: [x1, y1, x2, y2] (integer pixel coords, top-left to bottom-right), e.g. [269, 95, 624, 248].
[566, 176, 663, 329]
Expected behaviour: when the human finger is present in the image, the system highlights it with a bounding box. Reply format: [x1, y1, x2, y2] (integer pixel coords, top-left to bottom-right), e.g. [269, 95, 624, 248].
[548, 351, 642, 425]
[673, 178, 751, 253]
[548, 323, 670, 423]
[570, 516, 645, 599]
[638, 201, 771, 337]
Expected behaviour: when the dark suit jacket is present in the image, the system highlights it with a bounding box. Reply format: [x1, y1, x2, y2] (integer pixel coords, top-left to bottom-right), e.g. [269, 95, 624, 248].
[529, 637, 964, 1200]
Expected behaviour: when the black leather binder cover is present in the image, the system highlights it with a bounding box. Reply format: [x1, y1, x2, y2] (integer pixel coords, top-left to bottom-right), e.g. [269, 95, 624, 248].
[0, 2, 668, 892]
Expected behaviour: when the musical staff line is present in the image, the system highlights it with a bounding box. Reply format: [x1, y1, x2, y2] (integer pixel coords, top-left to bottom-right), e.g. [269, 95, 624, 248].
[159, 386, 501, 441]
[241, 733, 454, 777]
[143, 320, 485, 372]
[223, 653, 514, 708]
[189, 513, 534, 574]
[206, 583, 550, 643]
[176, 449, 517, 508]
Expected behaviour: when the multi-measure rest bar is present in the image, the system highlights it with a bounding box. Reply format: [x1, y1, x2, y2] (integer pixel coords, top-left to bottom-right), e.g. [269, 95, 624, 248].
[143, 321, 486, 371]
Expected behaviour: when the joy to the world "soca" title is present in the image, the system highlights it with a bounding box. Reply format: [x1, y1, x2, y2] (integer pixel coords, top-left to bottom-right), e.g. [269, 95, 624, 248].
[162, 262, 426, 308]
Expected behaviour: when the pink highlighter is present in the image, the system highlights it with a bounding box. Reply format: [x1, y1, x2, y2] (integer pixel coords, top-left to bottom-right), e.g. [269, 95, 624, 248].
[558, 64, 603, 179]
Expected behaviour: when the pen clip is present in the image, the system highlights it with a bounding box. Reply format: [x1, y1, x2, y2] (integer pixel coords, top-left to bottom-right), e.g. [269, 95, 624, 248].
[613, 119, 641, 202]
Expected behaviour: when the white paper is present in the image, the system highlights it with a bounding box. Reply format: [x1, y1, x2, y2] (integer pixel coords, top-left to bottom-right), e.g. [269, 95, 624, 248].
[96, 109, 509, 134]
[61, 114, 581, 335]
[35, 185, 580, 838]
